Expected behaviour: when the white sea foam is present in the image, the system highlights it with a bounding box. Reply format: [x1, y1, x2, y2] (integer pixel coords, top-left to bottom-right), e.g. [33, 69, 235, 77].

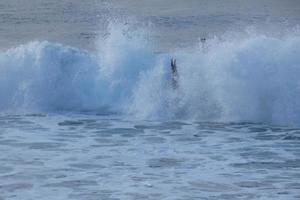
[0, 24, 300, 125]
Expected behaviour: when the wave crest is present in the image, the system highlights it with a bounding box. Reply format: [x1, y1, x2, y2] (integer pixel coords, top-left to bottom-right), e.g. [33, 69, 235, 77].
[1, 26, 300, 125]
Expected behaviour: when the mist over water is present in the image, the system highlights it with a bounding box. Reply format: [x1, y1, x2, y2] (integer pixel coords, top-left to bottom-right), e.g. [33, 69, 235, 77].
[1, 23, 300, 125]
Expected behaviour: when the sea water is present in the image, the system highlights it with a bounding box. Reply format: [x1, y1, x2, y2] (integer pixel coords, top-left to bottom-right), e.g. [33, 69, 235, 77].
[1, 113, 300, 199]
[0, 0, 300, 199]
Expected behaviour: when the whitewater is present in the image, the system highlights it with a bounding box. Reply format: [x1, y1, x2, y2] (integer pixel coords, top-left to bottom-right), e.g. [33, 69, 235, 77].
[1, 1, 300, 199]
[1, 24, 300, 125]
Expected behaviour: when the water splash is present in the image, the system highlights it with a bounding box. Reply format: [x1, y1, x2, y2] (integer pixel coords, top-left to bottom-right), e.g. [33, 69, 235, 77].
[1, 23, 300, 125]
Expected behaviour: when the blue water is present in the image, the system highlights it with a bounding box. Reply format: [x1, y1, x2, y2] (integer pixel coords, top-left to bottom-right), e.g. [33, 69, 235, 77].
[1, 1, 300, 199]
[1, 27, 300, 125]
[0, 113, 300, 200]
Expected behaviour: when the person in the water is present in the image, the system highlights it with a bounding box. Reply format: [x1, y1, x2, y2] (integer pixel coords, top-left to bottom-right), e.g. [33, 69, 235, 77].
[201, 37, 206, 52]
[171, 58, 178, 88]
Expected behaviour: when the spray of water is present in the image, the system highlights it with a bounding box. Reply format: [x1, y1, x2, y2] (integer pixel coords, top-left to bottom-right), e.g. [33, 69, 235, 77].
[0, 23, 300, 125]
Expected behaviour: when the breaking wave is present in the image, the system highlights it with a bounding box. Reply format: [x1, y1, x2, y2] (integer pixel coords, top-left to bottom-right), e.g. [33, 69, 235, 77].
[1, 24, 300, 125]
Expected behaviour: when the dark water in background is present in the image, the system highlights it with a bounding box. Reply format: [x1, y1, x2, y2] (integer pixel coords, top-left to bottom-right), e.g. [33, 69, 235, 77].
[1, 1, 300, 199]
[0, 0, 300, 51]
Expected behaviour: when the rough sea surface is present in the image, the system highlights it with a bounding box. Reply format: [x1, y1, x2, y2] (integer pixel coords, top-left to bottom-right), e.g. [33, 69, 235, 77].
[1, 0, 300, 199]
[0, 113, 300, 200]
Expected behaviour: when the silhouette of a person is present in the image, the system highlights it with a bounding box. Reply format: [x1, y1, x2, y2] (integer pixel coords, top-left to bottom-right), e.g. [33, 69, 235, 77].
[171, 58, 178, 89]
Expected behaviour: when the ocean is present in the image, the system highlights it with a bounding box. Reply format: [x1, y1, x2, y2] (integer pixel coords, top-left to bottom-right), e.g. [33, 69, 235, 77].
[0, 0, 300, 199]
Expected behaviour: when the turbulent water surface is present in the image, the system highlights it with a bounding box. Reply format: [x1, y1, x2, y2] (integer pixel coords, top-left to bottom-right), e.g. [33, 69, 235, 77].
[1, 113, 300, 200]
[1, 0, 300, 199]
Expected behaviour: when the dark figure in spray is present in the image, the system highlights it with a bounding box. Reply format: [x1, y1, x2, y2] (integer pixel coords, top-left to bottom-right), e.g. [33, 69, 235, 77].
[171, 58, 178, 89]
